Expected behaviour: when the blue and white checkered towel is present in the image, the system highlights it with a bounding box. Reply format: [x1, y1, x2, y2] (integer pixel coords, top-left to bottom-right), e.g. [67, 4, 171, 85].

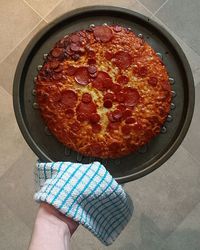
[34, 161, 133, 245]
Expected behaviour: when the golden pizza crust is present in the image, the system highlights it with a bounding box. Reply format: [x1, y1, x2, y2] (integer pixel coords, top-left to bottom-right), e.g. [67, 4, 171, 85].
[36, 25, 171, 158]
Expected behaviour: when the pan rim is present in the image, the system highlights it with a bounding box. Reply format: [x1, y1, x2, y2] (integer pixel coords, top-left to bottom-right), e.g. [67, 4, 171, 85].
[13, 6, 195, 183]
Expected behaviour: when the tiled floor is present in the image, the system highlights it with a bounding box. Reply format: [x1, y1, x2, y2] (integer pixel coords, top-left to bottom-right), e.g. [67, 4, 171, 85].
[0, 0, 200, 249]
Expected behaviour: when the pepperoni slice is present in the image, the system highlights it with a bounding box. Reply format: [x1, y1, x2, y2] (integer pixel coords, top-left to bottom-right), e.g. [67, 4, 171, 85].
[61, 90, 78, 108]
[104, 51, 113, 60]
[148, 77, 158, 87]
[116, 93, 125, 103]
[149, 116, 160, 124]
[133, 66, 148, 77]
[134, 42, 142, 50]
[88, 58, 96, 65]
[90, 72, 98, 78]
[113, 25, 122, 32]
[103, 92, 115, 101]
[88, 50, 95, 58]
[66, 46, 74, 55]
[92, 124, 102, 133]
[111, 84, 122, 93]
[107, 112, 116, 123]
[103, 79, 113, 90]
[52, 73, 63, 80]
[51, 48, 63, 58]
[78, 31, 86, 38]
[71, 121, 80, 132]
[125, 117, 136, 124]
[117, 75, 129, 85]
[88, 65, 97, 74]
[117, 104, 126, 111]
[76, 102, 97, 117]
[107, 122, 120, 131]
[50, 92, 61, 102]
[92, 71, 112, 91]
[90, 113, 100, 123]
[66, 66, 76, 76]
[77, 113, 87, 122]
[92, 80, 103, 91]
[113, 51, 132, 70]
[74, 67, 89, 85]
[97, 71, 112, 81]
[112, 109, 123, 121]
[107, 122, 120, 130]
[122, 125, 132, 135]
[49, 61, 59, 69]
[93, 26, 113, 42]
[82, 93, 92, 103]
[70, 43, 80, 52]
[41, 68, 52, 78]
[65, 109, 74, 118]
[70, 34, 80, 43]
[104, 99, 112, 108]
[161, 80, 171, 91]
[57, 38, 66, 48]
[123, 109, 132, 118]
[135, 41, 143, 50]
[54, 66, 63, 73]
[138, 66, 148, 77]
[123, 87, 140, 107]
[72, 54, 80, 61]
[95, 73, 113, 90]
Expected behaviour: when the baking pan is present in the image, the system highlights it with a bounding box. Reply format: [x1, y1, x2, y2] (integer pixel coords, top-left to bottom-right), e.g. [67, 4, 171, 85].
[13, 6, 195, 183]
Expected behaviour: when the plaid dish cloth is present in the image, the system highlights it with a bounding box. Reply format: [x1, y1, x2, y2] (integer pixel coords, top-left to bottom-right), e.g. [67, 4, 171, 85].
[34, 161, 133, 246]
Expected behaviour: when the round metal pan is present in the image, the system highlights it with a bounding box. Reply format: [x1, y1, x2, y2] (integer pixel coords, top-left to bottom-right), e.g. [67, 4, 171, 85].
[13, 6, 195, 183]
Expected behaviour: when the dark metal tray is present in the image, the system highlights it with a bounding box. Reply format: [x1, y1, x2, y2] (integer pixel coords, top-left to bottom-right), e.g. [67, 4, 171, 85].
[13, 6, 195, 183]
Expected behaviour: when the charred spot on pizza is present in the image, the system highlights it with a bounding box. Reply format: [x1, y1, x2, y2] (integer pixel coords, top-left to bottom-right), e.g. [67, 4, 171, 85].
[36, 25, 172, 158]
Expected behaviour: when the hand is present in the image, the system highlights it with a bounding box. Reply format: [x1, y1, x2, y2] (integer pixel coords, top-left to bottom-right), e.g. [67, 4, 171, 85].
[29, 202, 79, 250]
[39, 202, 79, 235]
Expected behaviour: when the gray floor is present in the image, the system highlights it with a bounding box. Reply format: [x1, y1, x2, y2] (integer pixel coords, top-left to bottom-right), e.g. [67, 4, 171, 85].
[0, 0, 200, 249]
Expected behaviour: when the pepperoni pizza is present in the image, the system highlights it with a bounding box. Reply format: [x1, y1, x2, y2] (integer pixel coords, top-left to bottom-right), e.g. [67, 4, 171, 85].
[36, 25, 172, 158]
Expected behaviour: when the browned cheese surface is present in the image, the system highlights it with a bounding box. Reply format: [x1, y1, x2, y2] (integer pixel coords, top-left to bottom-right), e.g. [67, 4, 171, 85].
[36, 25, 172, 158]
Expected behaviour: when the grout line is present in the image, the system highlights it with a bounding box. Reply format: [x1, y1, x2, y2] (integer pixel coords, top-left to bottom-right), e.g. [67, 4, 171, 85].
[152, 14, 200, 58]
[0, 19, 46, 65]
[23, 0, 63, 22]
[150, 0, 200, 58]
[0, 0, 63, 64]
[136, 0, 200, 59]
[135, 0, 154, 16]
[134, 0, 200, 59]
[0, 0, 62, 65]
[23, 0, 44, 20]
[182, 144, 200, 168]
[43, 0, 63, 22]
[0, 85, 12, 97]
[151, 0, 169, 17]
[43, 17, 49, 23]
[132, 0, 200, 61]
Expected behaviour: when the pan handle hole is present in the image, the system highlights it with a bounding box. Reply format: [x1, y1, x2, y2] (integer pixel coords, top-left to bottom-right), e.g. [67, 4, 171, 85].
[64, 147, 71, 156]
[76, 153, 83, 162]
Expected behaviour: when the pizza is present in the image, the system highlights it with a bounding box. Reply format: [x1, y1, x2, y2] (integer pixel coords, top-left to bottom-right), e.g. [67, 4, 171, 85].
[35, 25, 172, 159]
